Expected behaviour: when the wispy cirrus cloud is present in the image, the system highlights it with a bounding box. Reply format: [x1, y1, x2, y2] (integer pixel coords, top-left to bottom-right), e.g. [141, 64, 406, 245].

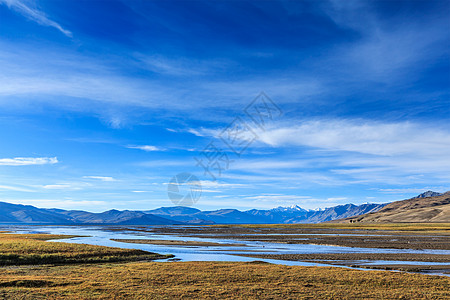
[0, 157, 58, 166]
[0, 0, 72, 37]
[41, 183, 88, 191]
[126, 145, 163, 152]
[82, 176, 117, 182]
[0, 184, 34, 192]
[0, 0, 447, 128]
[134, 54, 234, 77]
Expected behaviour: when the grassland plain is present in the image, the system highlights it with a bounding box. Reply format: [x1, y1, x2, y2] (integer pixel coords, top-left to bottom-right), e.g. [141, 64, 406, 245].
[0, 230, 449, 299]
[1, 261, 449, 299]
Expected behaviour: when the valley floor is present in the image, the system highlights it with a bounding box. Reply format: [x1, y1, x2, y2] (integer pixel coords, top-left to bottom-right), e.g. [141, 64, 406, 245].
[0, 226, 449, 299]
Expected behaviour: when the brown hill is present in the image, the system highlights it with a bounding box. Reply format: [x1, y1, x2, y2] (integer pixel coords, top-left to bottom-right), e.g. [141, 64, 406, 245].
[333, 192, 450, 223]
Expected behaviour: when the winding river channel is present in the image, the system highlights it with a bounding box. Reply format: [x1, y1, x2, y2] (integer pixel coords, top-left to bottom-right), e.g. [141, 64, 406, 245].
[2, 225, 449, 276]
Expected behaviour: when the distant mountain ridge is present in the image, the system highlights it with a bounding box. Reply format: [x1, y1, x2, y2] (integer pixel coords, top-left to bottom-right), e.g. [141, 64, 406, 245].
[3, 191, 444, 225]
[0, 202, 71, 224]
[0, 200, 388, 225]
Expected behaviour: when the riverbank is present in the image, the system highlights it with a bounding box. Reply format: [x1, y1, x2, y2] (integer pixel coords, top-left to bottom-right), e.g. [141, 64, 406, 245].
[0, 233, 171, 265]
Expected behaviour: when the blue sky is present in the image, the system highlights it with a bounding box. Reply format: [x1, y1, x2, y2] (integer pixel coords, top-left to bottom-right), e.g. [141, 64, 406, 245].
[0, 0, 449, 212]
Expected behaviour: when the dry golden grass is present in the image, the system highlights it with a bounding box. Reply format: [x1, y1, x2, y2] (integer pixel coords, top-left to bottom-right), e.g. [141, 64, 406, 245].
[0, 261, 449, 299]
[0, 233, 171, 265]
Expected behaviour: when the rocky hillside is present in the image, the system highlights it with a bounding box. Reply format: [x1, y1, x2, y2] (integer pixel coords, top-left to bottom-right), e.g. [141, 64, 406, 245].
[335, 192, 450, 223]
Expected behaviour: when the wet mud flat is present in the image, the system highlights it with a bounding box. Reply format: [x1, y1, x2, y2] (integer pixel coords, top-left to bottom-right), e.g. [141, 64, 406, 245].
[235, 253, 450, 262]
[139, 225, 450, 250]
[234, 253, 450, 274]
[198, 234, 450, 250]
[111, 239, 247, 247]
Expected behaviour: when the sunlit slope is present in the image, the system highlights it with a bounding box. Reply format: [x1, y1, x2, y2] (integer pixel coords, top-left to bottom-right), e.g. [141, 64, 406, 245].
[334, 192, 450, 223]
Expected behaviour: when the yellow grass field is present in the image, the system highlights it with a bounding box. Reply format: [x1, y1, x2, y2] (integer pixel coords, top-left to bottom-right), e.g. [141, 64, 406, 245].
[0, 233, 171, 265]
[1, 261, 449, 299]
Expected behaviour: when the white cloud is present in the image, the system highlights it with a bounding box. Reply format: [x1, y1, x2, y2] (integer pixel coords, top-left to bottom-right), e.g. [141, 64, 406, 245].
[0, 157, 58, 166]
[42, 184, 73, 190]
[191, 118, 450, 187]
[257, 120, 450, 157]
[41, 183, 86, 191]
[190, 118, 450, 180]
[271, 119, 450, 182]
[127, 145, 163, 152]
[194, 180, 248, 189]
[187, 128, 205, 137]
[201, 189, 222, 193]
[0, 184, 34, 192]
[82, 176, 117, 182]
[0, 0, 72, 37]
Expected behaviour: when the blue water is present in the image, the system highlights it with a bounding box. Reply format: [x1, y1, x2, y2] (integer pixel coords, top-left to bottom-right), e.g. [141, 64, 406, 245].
[1, 225, 448, 276]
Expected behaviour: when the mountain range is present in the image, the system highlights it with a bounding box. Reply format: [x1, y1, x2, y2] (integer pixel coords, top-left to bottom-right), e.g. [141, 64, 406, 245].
[0, 191, 445, 225]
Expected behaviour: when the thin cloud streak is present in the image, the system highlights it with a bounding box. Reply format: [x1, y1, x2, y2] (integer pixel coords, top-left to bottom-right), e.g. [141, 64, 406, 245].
[82, 176, 117, 182]
[127, 145, 163, 152]
[0, 157, 58, 166]
[0, 0, 72, 37]
[0, 184, 34, 192]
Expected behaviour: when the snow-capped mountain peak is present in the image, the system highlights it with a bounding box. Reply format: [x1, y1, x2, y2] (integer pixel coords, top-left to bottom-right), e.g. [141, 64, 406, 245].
[271, 205, 309, 213]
